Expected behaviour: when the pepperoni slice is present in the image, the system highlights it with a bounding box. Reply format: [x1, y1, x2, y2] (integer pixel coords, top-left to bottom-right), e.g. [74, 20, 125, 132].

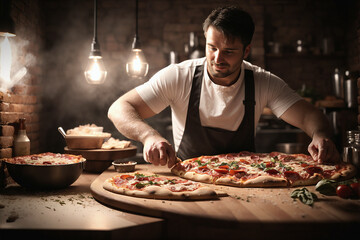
[265, 169, 279, 175]
[283, 171, 301, 182]
[238, 151, 251, 157]
[269, 152, 281, 157]
[304, 166, 323, 176]
[239, 159, 249, 164]
[281, 156, 296, 162]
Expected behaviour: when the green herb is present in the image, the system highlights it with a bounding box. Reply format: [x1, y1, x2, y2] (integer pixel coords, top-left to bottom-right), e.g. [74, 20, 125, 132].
[251, 163, 266, 170]
[315, 179, 337, 195]
[195, 160, 208, 167]
[279, 162, 293, 171]
[291, 188, 318, 206]
[229, 161, 240, 169]
[164, 179, 176, 184]
[134, 173, 158, 179]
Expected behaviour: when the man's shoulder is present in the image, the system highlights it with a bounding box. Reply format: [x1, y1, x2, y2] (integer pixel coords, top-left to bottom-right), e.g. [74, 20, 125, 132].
[243, 60, 273, 81]
[175, 57, 206, 70]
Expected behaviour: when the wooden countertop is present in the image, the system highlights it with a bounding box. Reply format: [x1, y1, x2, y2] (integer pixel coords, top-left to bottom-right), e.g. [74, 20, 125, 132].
[91, 164, 360, 240]
[2, 164, 360, 240]
[0, 172, 163, 239]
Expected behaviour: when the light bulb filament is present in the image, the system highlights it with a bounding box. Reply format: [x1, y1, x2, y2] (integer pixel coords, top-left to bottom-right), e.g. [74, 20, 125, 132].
[84, 57, 107, 84]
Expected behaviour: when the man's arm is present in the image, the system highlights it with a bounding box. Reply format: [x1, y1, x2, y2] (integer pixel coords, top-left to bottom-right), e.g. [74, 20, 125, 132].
[280, 99, 340, 163]
[108, 89, 177, 167]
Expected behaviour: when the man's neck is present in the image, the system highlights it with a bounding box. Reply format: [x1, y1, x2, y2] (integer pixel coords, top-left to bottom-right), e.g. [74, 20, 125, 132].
[208, 69, 241, 86]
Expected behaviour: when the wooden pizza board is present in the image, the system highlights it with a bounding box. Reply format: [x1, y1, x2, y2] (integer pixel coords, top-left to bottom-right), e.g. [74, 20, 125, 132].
[91, 164, 360, 224]
[64, 145, 137, 160]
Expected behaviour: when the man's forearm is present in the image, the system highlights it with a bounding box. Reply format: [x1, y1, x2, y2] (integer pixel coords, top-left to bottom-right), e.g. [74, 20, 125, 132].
[303, 110, 332, 139]
[108, 100, 161, 144]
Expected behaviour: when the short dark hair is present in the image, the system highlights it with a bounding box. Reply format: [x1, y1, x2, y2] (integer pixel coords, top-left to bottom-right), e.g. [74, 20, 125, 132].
[203, 6, 255, 47]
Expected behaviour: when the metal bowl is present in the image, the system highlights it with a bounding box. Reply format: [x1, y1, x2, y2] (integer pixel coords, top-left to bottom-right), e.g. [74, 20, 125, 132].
[112, 160, 137, 173]
[4, 160, 86, 189]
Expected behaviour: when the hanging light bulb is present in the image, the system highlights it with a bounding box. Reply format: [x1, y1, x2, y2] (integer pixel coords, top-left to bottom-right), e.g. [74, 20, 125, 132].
[126, 0, 149, 79]
[84, 0, 107, 84]
[85, 56, 107, 84]
[0, 0, 16, 37]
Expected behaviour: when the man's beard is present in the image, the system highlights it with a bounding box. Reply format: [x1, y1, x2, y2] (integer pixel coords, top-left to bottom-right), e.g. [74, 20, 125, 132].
[208, 61, 232, 78]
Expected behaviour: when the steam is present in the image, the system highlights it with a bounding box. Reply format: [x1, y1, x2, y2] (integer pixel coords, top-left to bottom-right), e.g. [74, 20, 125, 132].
[0, 36, 33, 93]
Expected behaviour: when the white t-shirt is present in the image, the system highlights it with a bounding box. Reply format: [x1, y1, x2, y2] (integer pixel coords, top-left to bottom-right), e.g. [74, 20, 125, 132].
[136, 57, 302, 151]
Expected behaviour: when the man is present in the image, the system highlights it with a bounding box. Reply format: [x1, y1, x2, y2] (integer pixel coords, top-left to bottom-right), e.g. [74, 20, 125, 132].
[108, 6, 339, 168]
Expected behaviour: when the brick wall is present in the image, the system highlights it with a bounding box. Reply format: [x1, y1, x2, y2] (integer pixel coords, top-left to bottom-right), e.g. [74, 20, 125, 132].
[0, 0, 42, 158]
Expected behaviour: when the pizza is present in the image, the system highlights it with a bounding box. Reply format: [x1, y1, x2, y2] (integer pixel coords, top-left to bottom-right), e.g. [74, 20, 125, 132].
[171, 151, 357, 187]
[103, 172, 218, 200]
[3, 152, 86, 165]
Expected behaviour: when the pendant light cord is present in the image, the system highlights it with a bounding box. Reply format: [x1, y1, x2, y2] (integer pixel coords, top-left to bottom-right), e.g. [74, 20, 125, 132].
[135, 0, 138, 38]
[93, 0, 98, 42]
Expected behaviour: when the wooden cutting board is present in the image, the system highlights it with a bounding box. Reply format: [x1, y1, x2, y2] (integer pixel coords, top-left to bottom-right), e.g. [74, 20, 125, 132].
[91, 164, 360, 224]
[64, 145, 137, 160]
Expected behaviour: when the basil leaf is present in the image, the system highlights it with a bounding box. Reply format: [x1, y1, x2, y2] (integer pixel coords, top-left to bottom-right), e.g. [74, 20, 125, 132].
[291, 188, 318, 206]
[315, 179, 337, 195]
[196, 160, 208, 167]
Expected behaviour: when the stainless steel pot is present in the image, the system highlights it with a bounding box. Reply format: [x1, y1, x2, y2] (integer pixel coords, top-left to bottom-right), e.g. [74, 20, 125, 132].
[5, 160, 86, 189]
[276, 143, 307, 154]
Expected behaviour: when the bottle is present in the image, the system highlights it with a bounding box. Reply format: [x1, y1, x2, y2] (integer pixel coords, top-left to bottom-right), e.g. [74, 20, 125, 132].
[351, 132, 360, 170]
[188, 32, 205, 59]
[332, 68, 344, 99]
[14, 118, 30, 156]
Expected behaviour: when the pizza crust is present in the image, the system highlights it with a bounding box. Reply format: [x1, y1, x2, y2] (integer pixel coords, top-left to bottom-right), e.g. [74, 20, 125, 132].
[215, 175, 288, 187]
[103, 176, 218, 200]
[334, 164, 357, 180]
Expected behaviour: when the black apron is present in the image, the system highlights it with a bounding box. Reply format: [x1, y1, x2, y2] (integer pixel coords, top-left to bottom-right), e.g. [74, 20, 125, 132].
[177, 65, 256, 160]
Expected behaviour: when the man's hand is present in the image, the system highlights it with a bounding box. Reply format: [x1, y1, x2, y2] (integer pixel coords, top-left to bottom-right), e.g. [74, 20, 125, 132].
[308, 136, 340, 163]
[143, 135, 177, 168]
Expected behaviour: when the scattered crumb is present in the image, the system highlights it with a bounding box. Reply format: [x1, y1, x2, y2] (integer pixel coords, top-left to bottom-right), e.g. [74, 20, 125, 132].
[6, 212, 19, 222]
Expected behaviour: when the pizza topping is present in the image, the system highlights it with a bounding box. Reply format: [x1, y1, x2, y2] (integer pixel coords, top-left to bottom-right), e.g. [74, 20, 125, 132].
[172, 151, 356, 188]
[110, 172, 204, 193]
[304, 166, 323, 176]
[265, 169, 280, 175]
[213, 168, 229, 174]
[283, 171, 301, 182]
[4, 153, 85, 165]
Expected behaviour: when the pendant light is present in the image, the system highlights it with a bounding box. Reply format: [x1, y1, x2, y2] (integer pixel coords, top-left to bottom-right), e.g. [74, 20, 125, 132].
[84, 0, 107, 84]
[126, 0, 149, 79]
[0, 0, 16, 37]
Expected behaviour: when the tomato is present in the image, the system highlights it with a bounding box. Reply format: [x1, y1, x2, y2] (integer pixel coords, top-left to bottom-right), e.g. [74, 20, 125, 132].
[265, 162, 275, 168]
[350, 182, 360, 198]
[336, 185, 354, 199]
[213, 168, 229, 174]
[218, 165, 229, 169]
